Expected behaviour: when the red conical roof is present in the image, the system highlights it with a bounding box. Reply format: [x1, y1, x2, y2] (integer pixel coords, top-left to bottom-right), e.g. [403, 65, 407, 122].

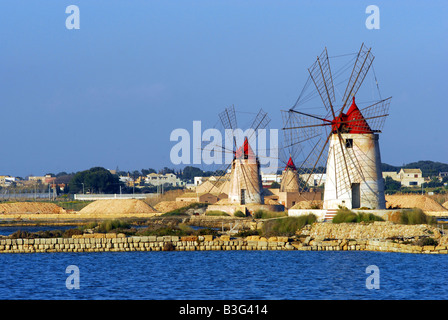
[330, 97, 372, 134]
[285, 156, 297, 171]
[235, 138, 256, 159]
[345, 97, 372, 134]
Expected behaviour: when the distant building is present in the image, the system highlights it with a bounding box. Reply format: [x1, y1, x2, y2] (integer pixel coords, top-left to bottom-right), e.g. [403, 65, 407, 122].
[145, 173, 185, 187]
[0, 176, 16, 187]
[119, 175, 133, 187]
[398, 169, 425, 186]
[261, 173, 281, 187]
[28, 174, 55, 184]
[299, 173, 326, 187]
[382, 168, 424, 187]
[194, 177, 204, 186]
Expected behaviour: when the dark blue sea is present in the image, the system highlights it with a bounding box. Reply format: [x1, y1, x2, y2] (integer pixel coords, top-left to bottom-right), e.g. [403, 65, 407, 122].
[0, 250, 447, 300]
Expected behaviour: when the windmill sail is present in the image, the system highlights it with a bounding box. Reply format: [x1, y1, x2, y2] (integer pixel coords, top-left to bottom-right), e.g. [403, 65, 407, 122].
[282, 44, 391, 212]
[308, 47, 335, 112]
[340, 43, 375, 113]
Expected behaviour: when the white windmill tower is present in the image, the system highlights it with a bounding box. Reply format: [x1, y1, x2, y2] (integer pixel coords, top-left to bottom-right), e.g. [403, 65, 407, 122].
[202, 105, 270, 205]
[282, 44, 392, 216]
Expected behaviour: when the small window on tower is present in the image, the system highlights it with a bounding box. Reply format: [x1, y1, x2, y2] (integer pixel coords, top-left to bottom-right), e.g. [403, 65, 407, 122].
[345, 138, 353, 148]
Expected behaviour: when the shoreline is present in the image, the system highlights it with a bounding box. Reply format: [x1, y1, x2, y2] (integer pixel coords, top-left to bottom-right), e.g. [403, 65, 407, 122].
[1, 232, 447, 255]
[1, 213, 448, 255]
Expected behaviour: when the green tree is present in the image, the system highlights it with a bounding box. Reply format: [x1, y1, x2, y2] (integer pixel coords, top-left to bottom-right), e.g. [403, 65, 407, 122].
[384, 176, 401, 193]
[181, 166, 204, 181]
[68, 167, 121, 194]
[159, 167, 175, 175]
[270, 181, 280, 188]
[141, 168, 157, 176]
[422, 177, 444, 188]
[382, 161, 448, 178]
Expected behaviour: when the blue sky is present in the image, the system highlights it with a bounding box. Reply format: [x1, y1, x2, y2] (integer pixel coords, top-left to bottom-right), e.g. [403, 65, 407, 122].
[0, 1, 446, 177]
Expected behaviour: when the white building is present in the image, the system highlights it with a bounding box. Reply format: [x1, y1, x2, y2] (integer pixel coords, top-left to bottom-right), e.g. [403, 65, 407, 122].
[261, 173, 282, 185]
[382, 168, 424, 187]
[145, 173, 185, 187]
[299, 173, 327, 187]
[0, 176, 16, 187]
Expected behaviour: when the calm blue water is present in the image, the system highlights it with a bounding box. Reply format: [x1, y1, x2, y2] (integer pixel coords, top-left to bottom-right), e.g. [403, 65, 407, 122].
[0, 250, 447, 300]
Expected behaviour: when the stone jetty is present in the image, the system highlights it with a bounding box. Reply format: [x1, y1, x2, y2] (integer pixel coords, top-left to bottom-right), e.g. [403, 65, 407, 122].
[1, 221, 447, 254]
[1, 232, 447, 255]
[0, 234, 294, 254]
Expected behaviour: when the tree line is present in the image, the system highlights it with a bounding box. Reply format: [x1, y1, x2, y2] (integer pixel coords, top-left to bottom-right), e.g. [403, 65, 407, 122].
[50, 166, 222, 195]
[381, 160, 448, 177]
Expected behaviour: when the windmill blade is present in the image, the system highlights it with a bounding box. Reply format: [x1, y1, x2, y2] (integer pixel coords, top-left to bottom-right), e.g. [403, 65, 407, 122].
[281, 109, 328, 150]
[295, 130, 332, 193]
[281, 106, 331, 195]
[358, 97, 392, 132]
[219, 105, 238, 130]
[334, 113, 390, 135]
[202, 161, 232, 195]
[341, 43, 375, 113]
[308, 47, 335, 113]
[334, 132, 353, 198]
[250, 108, 271, 132]
[218, 105, 239, 150]
[325, 135, 353, 201]
[244, 108, 271, 147]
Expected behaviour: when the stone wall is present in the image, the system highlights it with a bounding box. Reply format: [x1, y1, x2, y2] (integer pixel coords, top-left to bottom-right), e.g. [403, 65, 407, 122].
[307, 221, 442, 240]
[293, 221, 448, 254]
[290, 239, 448, 254]
[1, 222, 447, 254]
[0, 234, 295, 254]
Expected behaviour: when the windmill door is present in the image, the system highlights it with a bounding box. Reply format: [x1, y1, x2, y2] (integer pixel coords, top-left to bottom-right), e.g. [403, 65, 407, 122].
[240, 189, 246, 205]
[351, 183, 360, 208]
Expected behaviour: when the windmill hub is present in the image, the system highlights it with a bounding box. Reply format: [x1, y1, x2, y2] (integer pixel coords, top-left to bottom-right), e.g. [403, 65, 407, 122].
[330, 97, 373, 134]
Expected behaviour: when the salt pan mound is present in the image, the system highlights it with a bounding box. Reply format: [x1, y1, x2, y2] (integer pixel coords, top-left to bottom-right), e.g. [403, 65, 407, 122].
[290, 200, 323, 209]
[79, 199, 157, 215]
[0, 202, 66, 214]
[385, 195, 447, 212]
[443, 201, 448, 210]
[153, 201, 190, 213]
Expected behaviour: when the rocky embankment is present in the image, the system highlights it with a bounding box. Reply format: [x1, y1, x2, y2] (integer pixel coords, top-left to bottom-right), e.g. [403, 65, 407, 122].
[1, 221, 447, 254]
[294, 221, 448, 254]
[305, 221, 442, 240]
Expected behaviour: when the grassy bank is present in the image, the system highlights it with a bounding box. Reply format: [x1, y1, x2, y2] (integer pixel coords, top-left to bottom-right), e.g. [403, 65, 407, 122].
[331, 207, 438, 225]
[253, 210, 287, 219]
[398, 208, 437, 225]
[262, 214, 316, 237]
[162, 202, 209, 216]
[332, 208, 384, 224]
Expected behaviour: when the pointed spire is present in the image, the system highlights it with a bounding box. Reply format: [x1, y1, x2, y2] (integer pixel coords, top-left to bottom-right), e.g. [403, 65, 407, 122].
[345, 96, 372, 134]
[285, 156, 297, 171]
[235, 137, 256, 159]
